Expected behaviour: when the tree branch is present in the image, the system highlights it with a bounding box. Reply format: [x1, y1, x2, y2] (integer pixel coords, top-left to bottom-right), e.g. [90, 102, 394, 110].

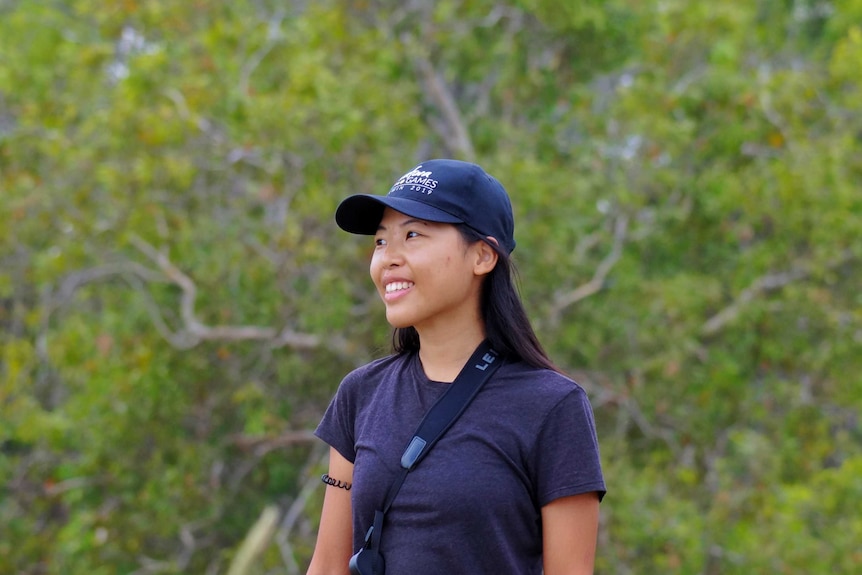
[238, 10, 286, 97]
[413, 51, 476, 160]
[228, 430, 318, 455]
[121, 271, 197, 348]
[757, 68, 791, 145]
[275, 444, 328, 574]
[701, 249, 855, 336]
[549, 214, 629, 322]
[700, 267, 807, 336]
[50, 261, 167, 313]
[226, 506, 281, 575]
[129, 235, 322, 350]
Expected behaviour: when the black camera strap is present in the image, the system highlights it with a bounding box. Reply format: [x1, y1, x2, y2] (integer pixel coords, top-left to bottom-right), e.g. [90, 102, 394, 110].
[353, 340, 503, 575]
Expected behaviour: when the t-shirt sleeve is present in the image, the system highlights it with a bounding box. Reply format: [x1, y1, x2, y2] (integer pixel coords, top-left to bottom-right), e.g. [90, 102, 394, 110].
[314, 370, 360, 463]
[531, 387, 606, 506]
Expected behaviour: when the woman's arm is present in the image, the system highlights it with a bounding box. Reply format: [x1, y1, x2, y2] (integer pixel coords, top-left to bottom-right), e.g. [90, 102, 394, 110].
[306, 447, 355, 575]
[541, 492, 601, 575]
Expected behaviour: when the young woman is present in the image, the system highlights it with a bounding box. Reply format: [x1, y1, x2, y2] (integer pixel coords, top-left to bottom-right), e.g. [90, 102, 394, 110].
[306, 159, 605, 575]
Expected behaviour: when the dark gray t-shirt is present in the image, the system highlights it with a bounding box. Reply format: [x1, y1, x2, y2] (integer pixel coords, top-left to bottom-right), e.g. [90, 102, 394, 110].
[315, 352, 605, 575]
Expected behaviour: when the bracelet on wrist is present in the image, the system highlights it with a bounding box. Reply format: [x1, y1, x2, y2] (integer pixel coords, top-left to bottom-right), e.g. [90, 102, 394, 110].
[321, 473, 352, 491]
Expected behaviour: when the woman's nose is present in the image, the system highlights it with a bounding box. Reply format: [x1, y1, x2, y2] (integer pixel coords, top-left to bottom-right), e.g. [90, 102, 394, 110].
[382, 244, 403, 267]
[374, 242, 403, 268]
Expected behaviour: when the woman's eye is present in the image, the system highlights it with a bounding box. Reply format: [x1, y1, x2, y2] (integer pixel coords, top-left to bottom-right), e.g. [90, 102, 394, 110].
[374, 238, 386, 246]
[406, 231, 420, 239]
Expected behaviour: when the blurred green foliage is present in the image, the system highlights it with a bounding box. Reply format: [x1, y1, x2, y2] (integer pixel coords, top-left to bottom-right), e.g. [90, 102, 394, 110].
[1, 0, 860, 573]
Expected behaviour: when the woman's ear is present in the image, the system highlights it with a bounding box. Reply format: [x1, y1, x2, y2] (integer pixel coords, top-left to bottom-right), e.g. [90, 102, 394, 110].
[473, 237, 500, 276]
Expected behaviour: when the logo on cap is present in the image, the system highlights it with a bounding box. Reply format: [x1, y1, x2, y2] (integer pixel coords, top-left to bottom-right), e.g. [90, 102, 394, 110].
[388, 165, 438, 196]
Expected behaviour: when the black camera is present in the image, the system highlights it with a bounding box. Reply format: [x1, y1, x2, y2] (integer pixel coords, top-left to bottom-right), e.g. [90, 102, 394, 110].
[348, 547, 385, 575]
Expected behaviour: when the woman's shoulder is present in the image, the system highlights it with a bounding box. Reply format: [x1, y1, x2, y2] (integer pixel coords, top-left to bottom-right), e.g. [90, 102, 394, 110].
[497, 360, 589, 404]
[501, 359, 581, 387]
[339, 352, 412, 389]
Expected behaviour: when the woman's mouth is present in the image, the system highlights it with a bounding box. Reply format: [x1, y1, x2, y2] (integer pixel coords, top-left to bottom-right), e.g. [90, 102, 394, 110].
[385, 281, 414, 293]
[384, 281, 414, 299]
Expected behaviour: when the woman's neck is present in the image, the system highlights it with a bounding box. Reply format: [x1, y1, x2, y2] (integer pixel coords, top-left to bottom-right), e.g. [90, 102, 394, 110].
[416, 324, 486, 383]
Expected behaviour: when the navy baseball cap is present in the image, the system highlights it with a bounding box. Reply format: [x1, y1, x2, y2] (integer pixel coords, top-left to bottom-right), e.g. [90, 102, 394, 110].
[335, 159, 516, 253]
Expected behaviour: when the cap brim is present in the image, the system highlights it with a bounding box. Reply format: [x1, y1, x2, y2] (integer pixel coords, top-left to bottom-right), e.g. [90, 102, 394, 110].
[335, 195, 463, 235]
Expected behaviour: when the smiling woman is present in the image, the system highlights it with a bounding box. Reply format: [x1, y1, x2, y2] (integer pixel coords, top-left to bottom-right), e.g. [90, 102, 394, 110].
[306, 159, 606, 575]
[369, 211, 491, 340]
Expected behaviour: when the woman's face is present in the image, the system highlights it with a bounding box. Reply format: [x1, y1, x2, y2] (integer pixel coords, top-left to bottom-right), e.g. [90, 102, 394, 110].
[370, 207, 488, 334]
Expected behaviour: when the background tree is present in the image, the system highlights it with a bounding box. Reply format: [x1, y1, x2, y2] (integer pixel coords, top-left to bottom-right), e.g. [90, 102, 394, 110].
[1, 0, 860, 573]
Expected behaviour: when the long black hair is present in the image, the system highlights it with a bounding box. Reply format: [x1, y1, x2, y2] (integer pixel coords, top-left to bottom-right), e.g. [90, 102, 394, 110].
[392, 224, 559, 372]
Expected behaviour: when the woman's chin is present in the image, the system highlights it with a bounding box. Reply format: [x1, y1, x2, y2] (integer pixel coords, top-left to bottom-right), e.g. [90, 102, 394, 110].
[385, 312, 415, 330]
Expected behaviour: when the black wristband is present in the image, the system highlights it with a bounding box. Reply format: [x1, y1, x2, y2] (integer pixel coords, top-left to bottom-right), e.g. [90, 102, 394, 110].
[321, 473, 352, 491]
